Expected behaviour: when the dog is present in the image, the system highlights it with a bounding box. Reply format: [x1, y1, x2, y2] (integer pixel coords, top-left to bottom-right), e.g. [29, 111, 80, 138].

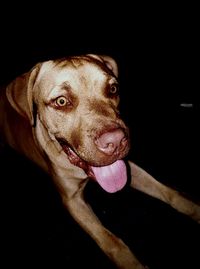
[0, 54, 199, 269]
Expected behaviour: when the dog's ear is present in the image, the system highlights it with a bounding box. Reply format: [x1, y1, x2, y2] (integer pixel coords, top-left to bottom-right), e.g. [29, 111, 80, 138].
[6, 63, 42, 126]
[87, 54, 118, 77]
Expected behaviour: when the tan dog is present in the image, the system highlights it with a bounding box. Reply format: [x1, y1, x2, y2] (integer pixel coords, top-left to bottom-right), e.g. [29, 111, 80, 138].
[0, 54, 199, 269]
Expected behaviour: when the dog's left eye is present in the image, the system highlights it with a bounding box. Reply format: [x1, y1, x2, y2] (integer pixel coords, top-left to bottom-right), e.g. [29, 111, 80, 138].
[109, 84, 119, 95]
[55, 96, 69, 107]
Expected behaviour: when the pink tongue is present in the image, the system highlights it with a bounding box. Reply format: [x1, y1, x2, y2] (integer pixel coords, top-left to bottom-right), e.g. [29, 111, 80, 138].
[91, 160, 127, 193]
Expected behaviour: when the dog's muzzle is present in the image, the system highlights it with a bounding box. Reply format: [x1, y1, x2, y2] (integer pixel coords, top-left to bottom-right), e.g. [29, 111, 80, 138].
[56, 136, 128, 193]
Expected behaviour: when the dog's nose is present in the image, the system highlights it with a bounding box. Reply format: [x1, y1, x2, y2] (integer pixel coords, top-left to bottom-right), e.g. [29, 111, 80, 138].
[95, 129, 128, 156]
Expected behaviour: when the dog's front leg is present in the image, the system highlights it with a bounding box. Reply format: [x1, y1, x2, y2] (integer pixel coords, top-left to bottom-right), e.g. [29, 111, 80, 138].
[128, 161, 200, 223]
[57, 178, 146, 269]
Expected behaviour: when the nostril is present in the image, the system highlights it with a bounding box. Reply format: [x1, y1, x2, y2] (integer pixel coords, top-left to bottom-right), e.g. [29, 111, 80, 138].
[104, 142, 114, 149]
[121, 137, 128, 146]
[104, 142, 115, 151]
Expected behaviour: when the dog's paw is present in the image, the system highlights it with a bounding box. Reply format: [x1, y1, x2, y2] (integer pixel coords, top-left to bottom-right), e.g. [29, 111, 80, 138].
[189, 202, 200, 224]
[170, 192, 200, 224]
[193, 205, 200, 224]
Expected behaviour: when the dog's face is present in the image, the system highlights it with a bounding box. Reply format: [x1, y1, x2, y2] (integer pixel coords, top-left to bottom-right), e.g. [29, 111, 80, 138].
[7, 55, 130, 192]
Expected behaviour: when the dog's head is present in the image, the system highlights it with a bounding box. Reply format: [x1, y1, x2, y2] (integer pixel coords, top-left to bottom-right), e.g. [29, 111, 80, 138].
[6, 54, 130, 193]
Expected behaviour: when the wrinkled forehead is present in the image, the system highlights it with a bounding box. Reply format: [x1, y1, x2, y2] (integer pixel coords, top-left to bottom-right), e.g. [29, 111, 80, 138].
[36, 59, 116, 97]
[54, 63, 110, 88]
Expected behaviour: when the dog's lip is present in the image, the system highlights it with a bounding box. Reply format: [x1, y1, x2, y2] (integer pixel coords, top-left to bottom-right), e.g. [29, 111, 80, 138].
[56, 137, 95, 178]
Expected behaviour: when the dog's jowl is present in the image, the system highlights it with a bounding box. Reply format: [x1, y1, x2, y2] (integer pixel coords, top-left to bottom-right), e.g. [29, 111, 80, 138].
[0, 54, 199, 269]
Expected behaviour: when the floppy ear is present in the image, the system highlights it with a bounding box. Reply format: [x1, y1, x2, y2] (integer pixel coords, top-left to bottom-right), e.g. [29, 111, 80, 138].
[87, 54, 118, 77]
[6, 63, 42, 126]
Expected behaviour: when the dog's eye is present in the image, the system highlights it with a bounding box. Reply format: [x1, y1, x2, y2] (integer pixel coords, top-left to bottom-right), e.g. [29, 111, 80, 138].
[109, 84, 119, 95]
[55, 96, 69, 107]
[105, 83, 119, 99]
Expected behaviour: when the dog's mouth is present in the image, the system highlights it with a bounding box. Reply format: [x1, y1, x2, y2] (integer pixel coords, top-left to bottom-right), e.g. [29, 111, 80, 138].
[57, 138, 127, 193]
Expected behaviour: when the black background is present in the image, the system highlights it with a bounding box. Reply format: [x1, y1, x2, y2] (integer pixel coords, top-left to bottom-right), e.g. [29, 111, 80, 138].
[0, 4, 199, 269]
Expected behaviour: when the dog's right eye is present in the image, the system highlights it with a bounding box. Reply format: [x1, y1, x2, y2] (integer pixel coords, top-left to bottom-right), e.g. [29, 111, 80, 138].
[55, 96, 69, 107]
